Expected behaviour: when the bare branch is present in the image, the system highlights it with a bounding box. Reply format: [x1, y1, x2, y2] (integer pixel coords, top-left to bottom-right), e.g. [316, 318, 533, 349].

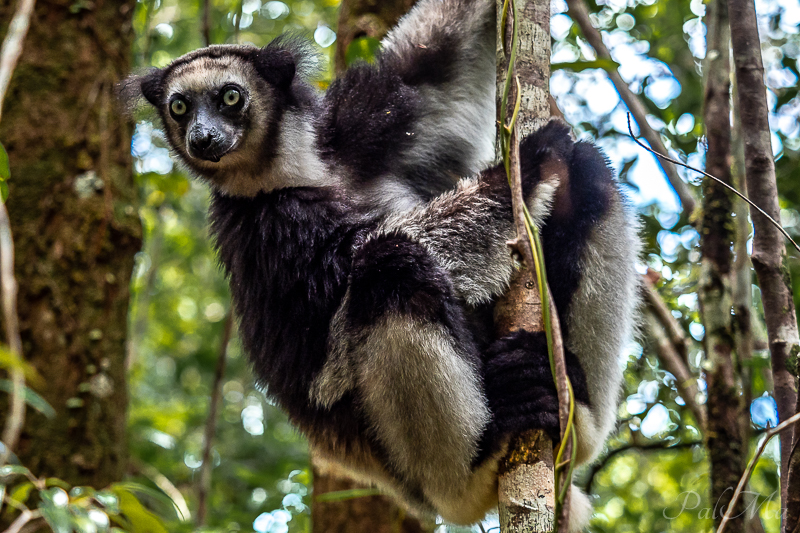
[641, 274, 691, 364]
[564, 0, 695, 214]
[726, 0, 800, 519]
[0, 0, 36, 123]
[0, 0, 36, 470]
[202, 0, 211, 46]
[0, 202, 23, 466]
[584, 439, 702, 493]
[2, 509, 40, 533]
[645, 312, 707, 432]
[717, 411, 800, 533]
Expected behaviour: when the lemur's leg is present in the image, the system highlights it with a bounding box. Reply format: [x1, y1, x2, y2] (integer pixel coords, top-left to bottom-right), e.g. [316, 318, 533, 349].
[311, 228, 493, 521]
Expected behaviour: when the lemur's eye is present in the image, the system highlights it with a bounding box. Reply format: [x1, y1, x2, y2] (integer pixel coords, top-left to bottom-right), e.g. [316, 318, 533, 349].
[170, 99, 187, 116]
[223, 89, 241, 106]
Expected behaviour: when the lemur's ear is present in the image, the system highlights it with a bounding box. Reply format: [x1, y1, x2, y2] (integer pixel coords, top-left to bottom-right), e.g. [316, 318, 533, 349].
[118, 68, 165, 112]
[253, 47, 297, 89]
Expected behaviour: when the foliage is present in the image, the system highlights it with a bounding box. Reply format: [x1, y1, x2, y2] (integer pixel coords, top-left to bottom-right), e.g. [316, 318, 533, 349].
[3, 0, 800, 531]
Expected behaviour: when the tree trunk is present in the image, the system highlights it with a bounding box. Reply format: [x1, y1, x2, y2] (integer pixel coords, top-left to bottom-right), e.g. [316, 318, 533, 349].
[0, 0, 140, 488]
[699, 0, 746, 529]
[727, 0, 800, 524]
[311, 467, 429, 533]
[311, 2, 428, 532]
[494, 0, 559, 531]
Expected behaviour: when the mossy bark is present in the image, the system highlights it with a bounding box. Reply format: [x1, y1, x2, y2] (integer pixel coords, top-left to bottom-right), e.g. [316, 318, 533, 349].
[0, 0, 140, 489]
[700, 0, 746, 529]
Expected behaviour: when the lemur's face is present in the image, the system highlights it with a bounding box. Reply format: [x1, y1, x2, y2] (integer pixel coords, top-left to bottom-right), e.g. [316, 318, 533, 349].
[122, 43, 310, 195]
[166, 80, 247, 163]
[159, 55, 271, 170]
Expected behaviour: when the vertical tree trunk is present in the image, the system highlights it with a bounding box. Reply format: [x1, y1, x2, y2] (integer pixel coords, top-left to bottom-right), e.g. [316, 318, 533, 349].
[727, 0, 800, 523]
[699, 0, 745, 529]
[311, 2, 429, 532]
[0, 0, 140, 487]
[311, 467, 429, 533]
[494, 0, 557, 531]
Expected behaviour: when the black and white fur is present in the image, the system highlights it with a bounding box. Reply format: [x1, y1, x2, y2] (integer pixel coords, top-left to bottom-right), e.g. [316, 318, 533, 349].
[122, 0, 639, 529]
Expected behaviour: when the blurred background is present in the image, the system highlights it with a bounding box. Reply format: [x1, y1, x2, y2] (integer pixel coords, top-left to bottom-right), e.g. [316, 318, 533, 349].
[1, 0, 800, 531]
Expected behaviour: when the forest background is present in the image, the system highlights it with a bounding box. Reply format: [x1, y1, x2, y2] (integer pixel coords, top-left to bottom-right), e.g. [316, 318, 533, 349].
[0, 0, 799, 531]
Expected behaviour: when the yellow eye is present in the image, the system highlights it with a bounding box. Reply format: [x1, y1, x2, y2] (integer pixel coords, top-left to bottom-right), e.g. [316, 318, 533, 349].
[170, 99, 187, 116]
[223, 89, 241, 106]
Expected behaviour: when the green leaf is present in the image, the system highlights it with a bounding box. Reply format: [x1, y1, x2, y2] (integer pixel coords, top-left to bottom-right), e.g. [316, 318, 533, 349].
[0, 379, 56, 418]
[112, 486, 169, 533]
[315, 488, 383, 502]
[46, 478, 72, 491]
[551, 58, 621, 73]
[0, 142, 8, 182]
[113, 481, 181, 520]
[7, 481, 34, 505]
[345, 37, 380, 67]
[0, 465, 32, 478]
[0, 346, 44, 386]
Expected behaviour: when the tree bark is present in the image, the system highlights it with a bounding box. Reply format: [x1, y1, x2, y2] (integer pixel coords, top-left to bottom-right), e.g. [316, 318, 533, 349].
[699, 0, 746, 529]
[495, 0, 560, 531]
[727, 0, 800, 524]
[311, 467, 429, 533]
[312, 2, 429, 532]
[0, 0, 140, 488]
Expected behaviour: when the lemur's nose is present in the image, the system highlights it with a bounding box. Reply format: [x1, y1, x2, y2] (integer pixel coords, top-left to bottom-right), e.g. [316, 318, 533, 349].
[189, 132, 213, 154]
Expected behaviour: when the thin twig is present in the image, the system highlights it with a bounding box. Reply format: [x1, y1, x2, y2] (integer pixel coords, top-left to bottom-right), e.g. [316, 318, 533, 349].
[196, 311, 233, 527]
[0, 0, 36, 469]
[584, 440, 701, 492]
[717, 411, 800, 533]
[627, 114, 800, 255]
[645, 311, 707, 431]
[2, 509, 40, 533]
[641, 273, 691, 364]
[0, 201, 23, 466]
[0, 0, 36, 123]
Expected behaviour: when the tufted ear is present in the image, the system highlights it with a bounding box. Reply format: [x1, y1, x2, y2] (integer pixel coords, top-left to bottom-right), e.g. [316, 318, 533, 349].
[253, 47, 297, 90]
[117, 68, 165, 112]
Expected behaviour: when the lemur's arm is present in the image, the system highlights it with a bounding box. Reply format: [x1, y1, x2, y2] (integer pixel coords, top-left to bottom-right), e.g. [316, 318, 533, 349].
[318, 0, 496, 203]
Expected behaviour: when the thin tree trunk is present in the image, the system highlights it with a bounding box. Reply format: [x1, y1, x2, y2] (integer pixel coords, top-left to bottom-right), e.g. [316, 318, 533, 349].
[494, 0, 560, 531]
[312, 2, 428, 532]
[727, 0, 800, 523]
[0, 0, 140, 487]
[699, 0, 745, 529]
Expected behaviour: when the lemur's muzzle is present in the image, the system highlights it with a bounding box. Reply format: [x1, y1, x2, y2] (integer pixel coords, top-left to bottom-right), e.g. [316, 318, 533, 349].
[188, 127, 228, 162]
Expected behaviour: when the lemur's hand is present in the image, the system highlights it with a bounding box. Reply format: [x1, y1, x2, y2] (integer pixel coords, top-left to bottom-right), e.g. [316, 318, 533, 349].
[484, 330, 561, 441]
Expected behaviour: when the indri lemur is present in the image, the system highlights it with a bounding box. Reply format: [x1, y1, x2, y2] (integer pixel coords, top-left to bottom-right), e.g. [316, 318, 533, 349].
[122, 0, 639, 529]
